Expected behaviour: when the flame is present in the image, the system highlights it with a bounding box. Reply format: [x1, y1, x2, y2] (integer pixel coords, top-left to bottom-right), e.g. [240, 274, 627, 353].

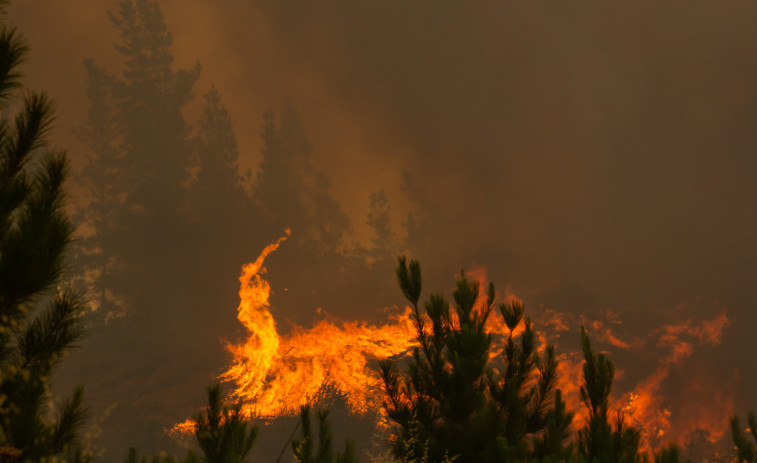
[221, 231, 417, 420]
[615, 312, 733, 451]
[175, 235, 735, 457]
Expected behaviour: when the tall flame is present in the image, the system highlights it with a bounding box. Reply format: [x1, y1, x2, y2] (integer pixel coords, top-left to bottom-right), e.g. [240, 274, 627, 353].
[222, 231, 417, 419]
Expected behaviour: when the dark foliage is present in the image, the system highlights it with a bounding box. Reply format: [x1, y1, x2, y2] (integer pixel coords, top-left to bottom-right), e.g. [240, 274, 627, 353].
[0, 0, 88, 459]
[380, 256, 572, 462]
[291, 405, 358, 463]
[193, 384, 258, 463]
[731, 412, 757, 462]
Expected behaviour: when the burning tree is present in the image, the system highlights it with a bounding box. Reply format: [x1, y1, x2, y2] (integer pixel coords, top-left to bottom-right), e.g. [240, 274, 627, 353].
[379, 257, 573, 462]
[0, 1, 88, 459]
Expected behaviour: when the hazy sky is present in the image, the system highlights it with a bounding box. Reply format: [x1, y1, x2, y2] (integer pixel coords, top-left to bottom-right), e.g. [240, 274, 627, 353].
[9, 0, 757, 459]
[14, 1, 757, 278]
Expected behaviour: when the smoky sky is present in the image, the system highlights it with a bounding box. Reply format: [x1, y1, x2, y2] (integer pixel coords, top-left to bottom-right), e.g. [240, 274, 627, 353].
[14, 1, 757, 299]
[9, 0, 757, 459]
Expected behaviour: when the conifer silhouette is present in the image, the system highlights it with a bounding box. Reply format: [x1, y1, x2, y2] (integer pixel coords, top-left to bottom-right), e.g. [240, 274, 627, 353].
[193, 384, 258, 463]
[0, 1, 88, 459]
[291, 405, 358, 463]
[380, 257, 571, 462]
[731, 412, 757, 462]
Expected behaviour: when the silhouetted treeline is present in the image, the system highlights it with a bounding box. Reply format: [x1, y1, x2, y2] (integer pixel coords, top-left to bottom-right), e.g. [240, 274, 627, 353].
[68, 0, 425, 458]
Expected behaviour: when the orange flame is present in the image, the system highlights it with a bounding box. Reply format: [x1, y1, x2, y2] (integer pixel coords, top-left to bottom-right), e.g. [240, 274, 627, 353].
[614, 312, 733, 451]
[553, 310, 733, 455]
[221, 231, 417, 420]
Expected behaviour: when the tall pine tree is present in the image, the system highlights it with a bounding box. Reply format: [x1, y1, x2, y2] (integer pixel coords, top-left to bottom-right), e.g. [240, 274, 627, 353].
[106, 0, 199, 272]
[75, 0, 201, 315]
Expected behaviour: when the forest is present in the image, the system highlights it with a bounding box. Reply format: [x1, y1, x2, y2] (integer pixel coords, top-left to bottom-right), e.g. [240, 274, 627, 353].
[2, 0, 757, 462]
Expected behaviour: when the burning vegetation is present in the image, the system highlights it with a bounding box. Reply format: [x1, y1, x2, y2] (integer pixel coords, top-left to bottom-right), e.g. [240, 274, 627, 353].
[167, 233, 738, 462]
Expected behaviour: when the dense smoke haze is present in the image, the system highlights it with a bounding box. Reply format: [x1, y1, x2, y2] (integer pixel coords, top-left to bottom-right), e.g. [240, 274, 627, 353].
[7, 1, 757, 461]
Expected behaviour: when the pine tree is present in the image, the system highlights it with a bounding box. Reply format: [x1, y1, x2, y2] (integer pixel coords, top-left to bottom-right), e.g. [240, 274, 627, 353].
[76, 0, 201, 296]
[0, 1, 88, 459]
[291, 405, 358, 463]
[107, 0, 199, 215]
[532, 390, 575, 461]
[193, 384, 258, 463]
[380, 257, 572, 463]
[576, 328, 684, 463]
[71, 4, 204, 451]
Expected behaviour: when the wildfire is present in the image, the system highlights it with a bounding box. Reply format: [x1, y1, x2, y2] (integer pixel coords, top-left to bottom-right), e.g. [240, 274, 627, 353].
[175, 233, 735, 457]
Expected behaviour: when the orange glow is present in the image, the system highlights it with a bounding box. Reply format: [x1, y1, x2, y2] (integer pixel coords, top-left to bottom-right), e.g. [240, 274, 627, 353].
[553, 310, 733, 454]
[613, 312, 733, 451]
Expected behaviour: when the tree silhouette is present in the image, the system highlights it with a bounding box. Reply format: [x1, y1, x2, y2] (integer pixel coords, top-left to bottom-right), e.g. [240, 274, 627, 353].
[731, 412, 757, 462]
[107, 0, 199, 214]
[105, 0, 200, 270]
[0, 2, 88, 459]
[653, 444, 682, 463]
[380, 257, 571, 463]
[71, 1, 213, 455]
[193, 384, 258, 463]
[75, 0, 201, 317]
[577, 328, 684, 463]
[577, 327, 644, 463]
[291, 405, 358, 463]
